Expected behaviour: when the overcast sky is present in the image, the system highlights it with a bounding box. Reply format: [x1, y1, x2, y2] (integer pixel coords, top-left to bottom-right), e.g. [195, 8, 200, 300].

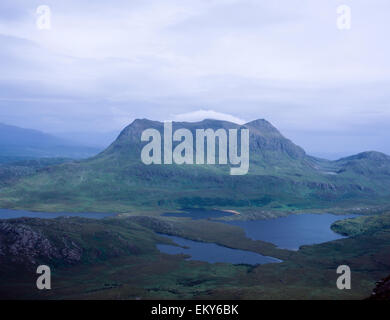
[0, 0, 389, 158]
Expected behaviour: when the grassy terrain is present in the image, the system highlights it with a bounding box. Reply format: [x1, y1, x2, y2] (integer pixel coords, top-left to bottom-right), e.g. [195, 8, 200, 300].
[1, 214, 389, 300]
[1, 119, 390, 214]
[1, 119, 390, 300]
[0, 158, 72, 188]
[331, 211, 390, 236]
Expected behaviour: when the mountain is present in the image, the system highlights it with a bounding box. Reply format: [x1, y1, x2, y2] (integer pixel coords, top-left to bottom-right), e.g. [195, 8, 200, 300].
[53, 130, 122, 149]
[103, 118, 306, 164]
[0, 118, 390, 213]
[0, 123, 101, 162]
[335, 151, 390, 176]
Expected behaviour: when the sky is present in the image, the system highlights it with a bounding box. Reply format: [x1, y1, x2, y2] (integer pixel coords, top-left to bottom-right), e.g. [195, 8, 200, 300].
[0, 0, 389, 158]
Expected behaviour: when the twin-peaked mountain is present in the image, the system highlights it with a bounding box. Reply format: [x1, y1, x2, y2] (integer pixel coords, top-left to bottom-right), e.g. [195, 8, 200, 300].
[0, 118, 389, 213]
[103, 118, 305, 161]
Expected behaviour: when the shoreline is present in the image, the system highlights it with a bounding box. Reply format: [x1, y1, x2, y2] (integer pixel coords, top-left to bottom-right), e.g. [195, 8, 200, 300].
[218, 209, 241, 215]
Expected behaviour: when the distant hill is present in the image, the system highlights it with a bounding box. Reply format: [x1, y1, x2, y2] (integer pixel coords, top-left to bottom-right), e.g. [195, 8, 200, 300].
[52, 130, 122, 149]
[0, 123, 101, 162]
[1, 118, 390, 213]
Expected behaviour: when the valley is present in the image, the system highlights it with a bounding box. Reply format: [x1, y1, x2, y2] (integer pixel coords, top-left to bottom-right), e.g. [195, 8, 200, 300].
[1, 118, 390, 300]
[1, 210, 389, 299]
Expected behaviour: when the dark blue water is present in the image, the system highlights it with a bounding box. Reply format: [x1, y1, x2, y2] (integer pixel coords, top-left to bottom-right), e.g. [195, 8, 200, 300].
[157, 235, 281, 265]
[163, 209, 234, 220]
[0, 209, 116, 220]
[163, 210, 356, 251]
[226, 213, 357, 250]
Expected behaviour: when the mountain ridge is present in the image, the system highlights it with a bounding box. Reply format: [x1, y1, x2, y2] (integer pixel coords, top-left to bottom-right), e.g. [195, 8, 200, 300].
[0, 123, 101, 161]
[0, 118, 390, 213]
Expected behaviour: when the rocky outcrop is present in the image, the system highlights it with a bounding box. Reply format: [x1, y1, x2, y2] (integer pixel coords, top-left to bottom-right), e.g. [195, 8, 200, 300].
[368, 275, 390, 300]
[0, 219, 82, 268]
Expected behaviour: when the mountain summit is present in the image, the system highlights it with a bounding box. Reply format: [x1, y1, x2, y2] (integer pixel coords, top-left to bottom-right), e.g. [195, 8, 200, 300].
[0, 118, 390, 212]
[104, 118, 305, 161]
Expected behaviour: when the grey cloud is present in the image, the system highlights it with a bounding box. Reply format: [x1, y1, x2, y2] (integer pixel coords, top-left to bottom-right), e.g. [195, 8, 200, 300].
[0, 0, 389, 157]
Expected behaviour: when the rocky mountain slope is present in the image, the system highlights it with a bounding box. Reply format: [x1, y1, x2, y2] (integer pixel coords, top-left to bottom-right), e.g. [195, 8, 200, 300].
[0, 217, 163, 273]
[0, 118, 390, 213]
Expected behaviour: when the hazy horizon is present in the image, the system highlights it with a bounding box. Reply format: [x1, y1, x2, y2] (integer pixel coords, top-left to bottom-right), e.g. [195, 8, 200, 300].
[0, 116, 387, 160]
[1, 0, 389, 157]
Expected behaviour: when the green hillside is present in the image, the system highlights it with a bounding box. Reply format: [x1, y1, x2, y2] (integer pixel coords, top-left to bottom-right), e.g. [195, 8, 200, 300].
[2, 214, 390, 299]
[0, 119, 390, 213]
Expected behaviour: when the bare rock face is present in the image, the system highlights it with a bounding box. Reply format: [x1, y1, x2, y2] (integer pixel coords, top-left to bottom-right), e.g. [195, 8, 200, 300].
[60, 236, 83, 263]
[0, 219, 82, 268]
